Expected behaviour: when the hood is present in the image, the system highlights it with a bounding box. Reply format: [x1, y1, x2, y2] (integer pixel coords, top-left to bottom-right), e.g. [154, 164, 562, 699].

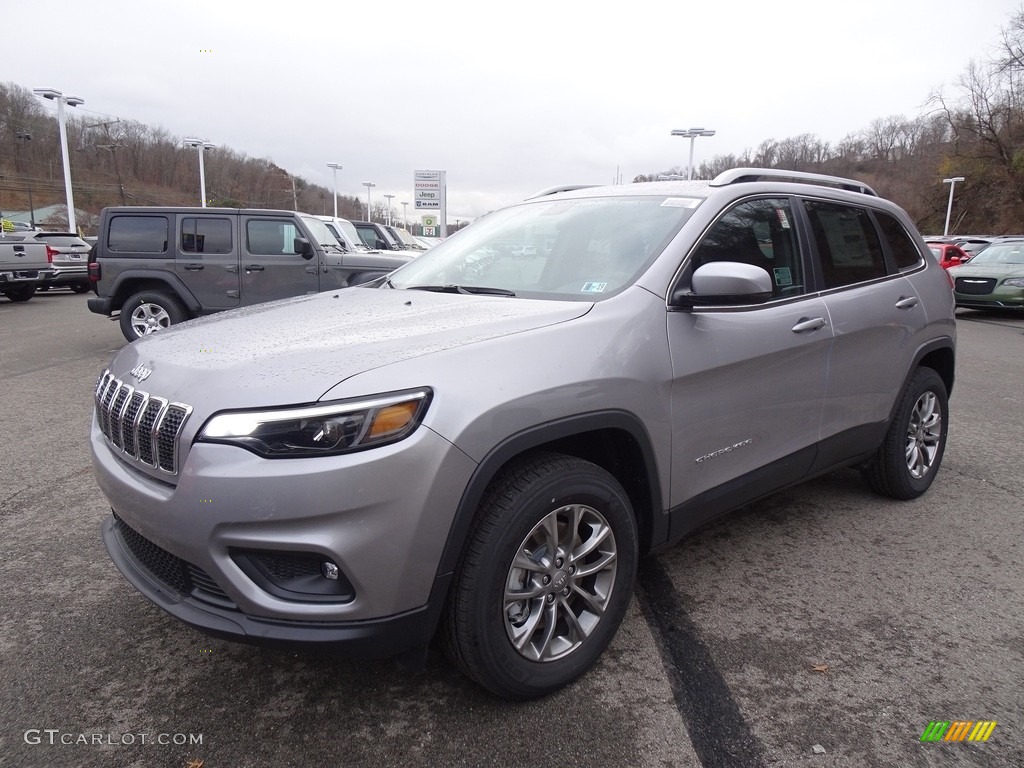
[950, 262, 1024, 278]
[107, 287, 591, 412]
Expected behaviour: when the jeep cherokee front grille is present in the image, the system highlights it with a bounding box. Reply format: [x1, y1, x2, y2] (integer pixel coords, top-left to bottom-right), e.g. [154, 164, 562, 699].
[95, 370, 193, 475]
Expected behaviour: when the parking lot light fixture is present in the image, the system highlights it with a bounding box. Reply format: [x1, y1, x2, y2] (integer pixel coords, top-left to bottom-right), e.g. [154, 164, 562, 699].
[671, 127, 716, 180]
[33, 88, 84, 232]
[184, 138, 216, 207]
[327, 162, 343, 218]
[362, 182, 376, 221]
[401, 201, 408, 228]
[942, 176, 965, 236]
[383, 194, 395, 226]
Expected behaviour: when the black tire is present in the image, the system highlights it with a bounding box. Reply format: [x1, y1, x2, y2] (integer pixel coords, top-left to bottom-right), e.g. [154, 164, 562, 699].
[119, 290, 187, 341]
[442, 452, 638, 699]
[3, 284, 36, 302]
[37, 284, 50, 292]
[863, 367, 948, 500]
[70, 282, 90, 294]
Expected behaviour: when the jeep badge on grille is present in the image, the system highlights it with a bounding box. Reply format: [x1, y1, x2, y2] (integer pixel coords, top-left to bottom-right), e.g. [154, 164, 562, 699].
[130, 364, 153, 382]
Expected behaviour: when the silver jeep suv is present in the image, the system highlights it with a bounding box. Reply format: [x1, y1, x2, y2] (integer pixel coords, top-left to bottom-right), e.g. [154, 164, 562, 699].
[91, 169, 955, 699]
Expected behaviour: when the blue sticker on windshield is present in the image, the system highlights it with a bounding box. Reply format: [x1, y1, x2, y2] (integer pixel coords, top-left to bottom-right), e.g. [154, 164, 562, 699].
[581, 282, 608, 293]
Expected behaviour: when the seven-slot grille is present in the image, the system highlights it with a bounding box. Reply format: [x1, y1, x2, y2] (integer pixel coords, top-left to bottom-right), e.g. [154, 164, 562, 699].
[95, 370, 193, 475]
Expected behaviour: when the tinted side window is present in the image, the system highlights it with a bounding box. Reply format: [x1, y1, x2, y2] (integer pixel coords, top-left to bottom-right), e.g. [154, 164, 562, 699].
[246, 220, 300, 255]
[108, 216, 168, 253]
[875, 211, 923, 270]
[181, 217, 232, 254]
[803, 201, 886, 288]
[690, 198, 804, 298]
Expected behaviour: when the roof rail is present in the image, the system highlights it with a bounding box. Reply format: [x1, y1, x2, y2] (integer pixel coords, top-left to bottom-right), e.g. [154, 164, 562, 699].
[524, 184, 599, 200]
[710, 168, 878, 197]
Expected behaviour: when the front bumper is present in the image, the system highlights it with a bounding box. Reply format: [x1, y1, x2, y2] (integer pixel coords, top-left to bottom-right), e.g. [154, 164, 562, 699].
[102, 513, 448, 654]
[92, 416, 477, 650]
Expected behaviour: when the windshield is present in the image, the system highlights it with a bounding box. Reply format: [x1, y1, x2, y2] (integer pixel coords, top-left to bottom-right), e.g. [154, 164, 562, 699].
[300, 215, 343, 248]
[388, 195, 698, 299]
[969, 242, 1024, 265]
[334, 219, 369, 249]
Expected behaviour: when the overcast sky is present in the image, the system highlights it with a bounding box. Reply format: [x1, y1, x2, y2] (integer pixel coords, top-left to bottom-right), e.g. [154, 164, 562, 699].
[6, 0, 1019, 221]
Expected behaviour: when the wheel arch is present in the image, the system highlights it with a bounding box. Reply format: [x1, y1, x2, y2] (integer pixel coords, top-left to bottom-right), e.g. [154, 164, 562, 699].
[435, 411, 666, 582]
[910, 338, 955, 398]
[107, 271, 200, 314]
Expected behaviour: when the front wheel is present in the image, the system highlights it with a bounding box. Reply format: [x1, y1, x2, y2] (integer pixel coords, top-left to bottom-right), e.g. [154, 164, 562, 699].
[863, 367, 948, 499]
[119, 290, 187, 341]
[442, 453, 638, 699]
[70, 282, 90, 294]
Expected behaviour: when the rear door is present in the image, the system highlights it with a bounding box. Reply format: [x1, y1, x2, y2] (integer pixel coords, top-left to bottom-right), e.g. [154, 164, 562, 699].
[240, 216, 319, 304]
[800, 200, 928, 445]
[175, 215, 240, 308]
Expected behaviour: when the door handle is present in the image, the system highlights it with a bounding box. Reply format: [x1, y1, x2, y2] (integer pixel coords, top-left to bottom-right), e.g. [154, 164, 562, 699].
[895, 296, 919, 309]
[244, 264, 265, 271]
[792, 317, 827, 333]
[305, 266, 318, 274]
[183, 264, 204, 271]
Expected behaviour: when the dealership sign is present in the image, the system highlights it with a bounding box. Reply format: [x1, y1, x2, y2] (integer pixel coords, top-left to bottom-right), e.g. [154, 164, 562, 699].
[414, 170, 447, 234]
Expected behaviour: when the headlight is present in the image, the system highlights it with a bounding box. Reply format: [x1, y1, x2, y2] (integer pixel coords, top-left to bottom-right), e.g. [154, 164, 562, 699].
[1002, 277, 1024, 288]
[197, 389, 431, 458]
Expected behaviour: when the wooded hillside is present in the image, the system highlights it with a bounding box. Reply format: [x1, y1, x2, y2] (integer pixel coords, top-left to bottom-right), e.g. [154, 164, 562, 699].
[637, 9, 1024, 235]
[3, 9, 1023, 235]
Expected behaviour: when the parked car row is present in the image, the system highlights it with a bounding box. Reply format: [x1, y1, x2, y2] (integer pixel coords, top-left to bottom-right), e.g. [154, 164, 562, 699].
[948, 238, 1024, 311]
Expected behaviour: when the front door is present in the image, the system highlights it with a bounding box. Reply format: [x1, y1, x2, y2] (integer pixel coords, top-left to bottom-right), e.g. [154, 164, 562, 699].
[666, 197, 831, 535]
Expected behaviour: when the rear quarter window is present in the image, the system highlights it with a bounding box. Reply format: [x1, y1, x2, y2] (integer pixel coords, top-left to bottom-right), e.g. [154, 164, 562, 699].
[875, 211, 923, 270]
[107, 216, 169, 254]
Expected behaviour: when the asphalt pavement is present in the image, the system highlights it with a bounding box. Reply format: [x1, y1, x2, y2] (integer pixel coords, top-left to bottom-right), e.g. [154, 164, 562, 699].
[0, 291, 1020, 768]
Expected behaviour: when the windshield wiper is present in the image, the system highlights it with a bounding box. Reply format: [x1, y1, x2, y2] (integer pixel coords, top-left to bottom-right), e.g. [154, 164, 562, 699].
[405, 284, 516, 297]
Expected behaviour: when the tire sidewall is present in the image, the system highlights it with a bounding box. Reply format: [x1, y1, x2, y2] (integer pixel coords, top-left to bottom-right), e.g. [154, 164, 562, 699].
[119, 291, 185, 341]
[465, 464, 638, 697]
[892, 368, 949, 497]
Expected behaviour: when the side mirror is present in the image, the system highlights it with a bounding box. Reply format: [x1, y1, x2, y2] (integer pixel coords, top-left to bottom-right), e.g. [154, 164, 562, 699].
[294, 237, 314, 260]
[670, 262, 773, 308]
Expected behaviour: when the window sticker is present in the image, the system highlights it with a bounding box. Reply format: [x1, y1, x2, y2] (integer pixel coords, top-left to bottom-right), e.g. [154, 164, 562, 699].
[776, 208, 791, 229]
[773, 267, 793, 286]
[581, 282, 608, 293]
[661, 198, 702, 208]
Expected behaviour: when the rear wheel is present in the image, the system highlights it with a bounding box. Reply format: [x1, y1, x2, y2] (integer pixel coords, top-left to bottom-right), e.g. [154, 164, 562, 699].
[442, 453, 638, 699]
[3, 284, 36, 302]
[71, 282, 90, 294]
[119, 290, 187, 341]
[863, 367, 948, 499]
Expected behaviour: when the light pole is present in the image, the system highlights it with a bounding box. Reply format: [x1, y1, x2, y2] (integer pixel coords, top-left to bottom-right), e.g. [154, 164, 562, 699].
[401, 201, 408, 228]
[33, 88, 84, 232]
[15, 132, 36, 227]
[942, 176, 965, 236]
[327, 162, 342, 218]
[383, 193, 395, 226]
[362, 181, 375, 221]
[184, 138, 215, 207]
[670, 127, 716, 180]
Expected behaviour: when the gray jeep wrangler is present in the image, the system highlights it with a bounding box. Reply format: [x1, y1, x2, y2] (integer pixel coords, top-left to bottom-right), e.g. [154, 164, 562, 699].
[87, 206, 412, 341]
[91, 170, 955, 698]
